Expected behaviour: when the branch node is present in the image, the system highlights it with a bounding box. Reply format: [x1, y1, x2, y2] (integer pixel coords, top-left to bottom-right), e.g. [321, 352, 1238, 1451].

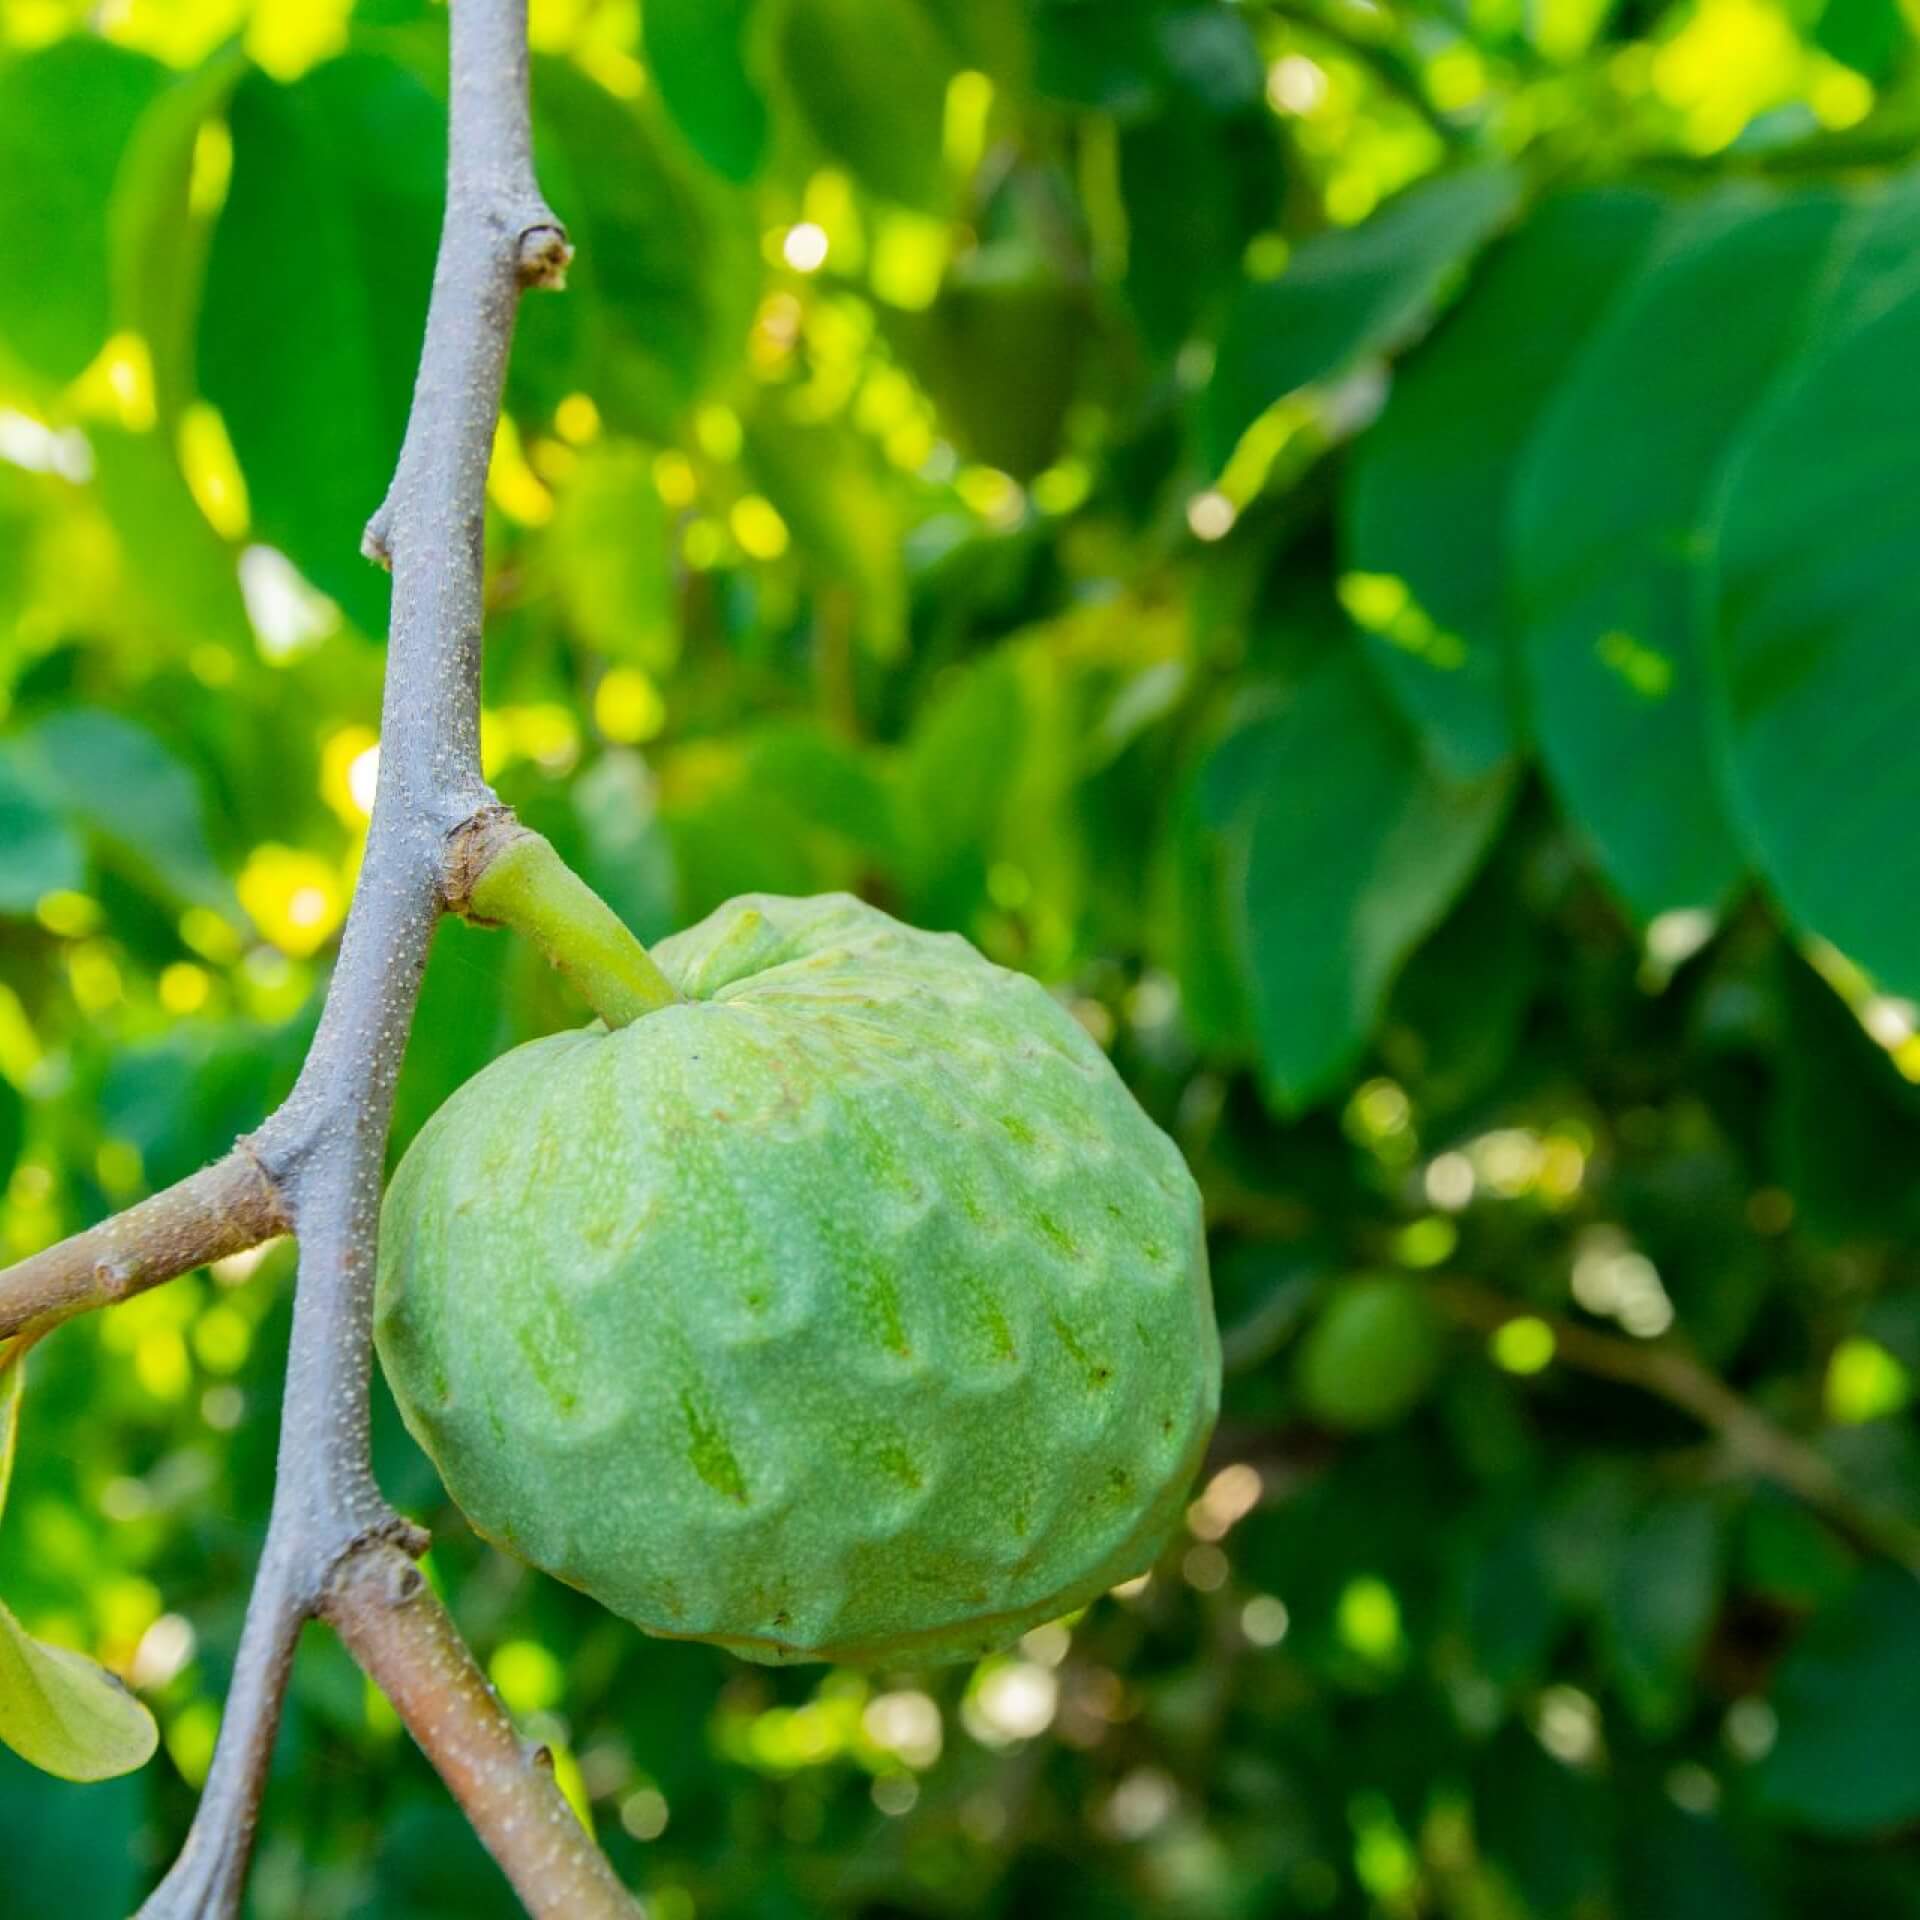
[386, 1560, 427, 1606]
[444, 805, 532, 917]
[516, 223, 573, 290]
[362, 502, 395, 571]
[526, 1740, 556, 1773]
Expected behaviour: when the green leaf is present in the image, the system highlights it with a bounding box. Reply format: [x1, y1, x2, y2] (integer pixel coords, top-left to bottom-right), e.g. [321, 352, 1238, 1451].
[91, 426, 250, 652]
[1706, 181, 1920, 997]
[642, 0, 768, 182]
[1512, 187, 1851, 923]
[520, 60, 752, 435]
[1196, 650, 1514, 1109]
[777, 0, 957, 209]
[1344, 187, 1669, 776]
[0, 1747, 145, 1917]
[1295, 1274, 1443, 1431]
[0, 1600, 158, 1783]
[1598, 1493, 1725, 1736]
[109, 45, 248, 414]
[1757, 1567, 1920, 1833]
[0, 37, 166, 386]
[0, 1340, 23, 1525]
[0, 751, 85, 915]
[1203, 168, 1518, 468]
[200, 54, 445, 633]
[746, 406, 906, 655]
[13, 708, 235, 919]
[544, 445, 675, 671]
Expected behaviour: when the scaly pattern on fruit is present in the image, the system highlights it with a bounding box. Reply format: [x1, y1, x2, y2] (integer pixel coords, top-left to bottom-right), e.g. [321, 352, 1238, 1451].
[377, 893, 1219, 1664]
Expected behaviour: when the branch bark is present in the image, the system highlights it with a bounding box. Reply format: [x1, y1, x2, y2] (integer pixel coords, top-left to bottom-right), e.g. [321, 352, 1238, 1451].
[0, 1150, 283, 1343]
[1431, 1278, 1920, 1574]
[0, 4, 638, 1913]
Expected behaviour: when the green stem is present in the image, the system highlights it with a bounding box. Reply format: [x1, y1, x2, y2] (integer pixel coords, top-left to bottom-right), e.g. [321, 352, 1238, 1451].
[466, 831, 679, 1028]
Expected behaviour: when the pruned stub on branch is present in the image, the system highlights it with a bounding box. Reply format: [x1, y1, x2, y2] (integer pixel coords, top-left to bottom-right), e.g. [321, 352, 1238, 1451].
[0, 4, 641, 1916]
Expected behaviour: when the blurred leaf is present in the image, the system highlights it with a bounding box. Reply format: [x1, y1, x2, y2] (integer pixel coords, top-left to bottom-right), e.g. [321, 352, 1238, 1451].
[13, 708, 235, 919]
[1295, 1273, 1443, 1430]
[1204, 168, 1519, 468]
[1474, 1723, 1609, 1919]
[1118, 103, 1277, 358]
[0, 1341, 22, 1525]
[1345, 187, 1669, 776]
[109, 45, 247, 413]
[1758, 1566, 1920, 1833]
[1194, 651, 1513, 1109]
[571, 750, 679, 948]
[91, 426, 249, 652]
[1616, 1794, 1781, 1920]
[1599, 1492, 1726, 1736]
[1514, 187, 1851, 921]
[747, 406, 906, 654]
[0, 750, 85, 914]
[0, 1600, 157, 1783]
[0, 1745, 145, 1916]
[200, 54, 443, 632]
[1775, 948, 1920, 1241]
[902, 264, 1092, 477]
[545, 445, 675, 670]
[523, 60, 753, 434]
[777, 0, 957, 209]
[0, 37, 165, 386]
[642, 0, 768, 182]
[1706, 182, 1920, 998]
[102, 1014, 308, 1189]
[389, 917, 516, 1164]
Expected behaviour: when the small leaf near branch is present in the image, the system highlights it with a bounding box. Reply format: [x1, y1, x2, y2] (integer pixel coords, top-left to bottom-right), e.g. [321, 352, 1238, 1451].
[0, 1337, 23, 1523]
[0, 1600, 158, 1783]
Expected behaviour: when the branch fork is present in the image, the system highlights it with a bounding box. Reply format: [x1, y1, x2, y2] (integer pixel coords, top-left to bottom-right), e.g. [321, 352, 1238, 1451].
[0, 6, 643, 1914]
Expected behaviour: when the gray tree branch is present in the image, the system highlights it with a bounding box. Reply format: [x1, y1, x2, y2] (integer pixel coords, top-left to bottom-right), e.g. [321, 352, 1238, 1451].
[0, 3, 646, 1913]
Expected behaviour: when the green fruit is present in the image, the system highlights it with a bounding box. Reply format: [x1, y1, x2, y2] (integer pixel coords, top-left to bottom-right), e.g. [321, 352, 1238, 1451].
[1296, 1274, 1442, 1432]
[376, 893, 1218, 1666]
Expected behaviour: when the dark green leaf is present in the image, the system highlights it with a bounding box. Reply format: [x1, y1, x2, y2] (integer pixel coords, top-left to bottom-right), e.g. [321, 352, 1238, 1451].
[1195, 651, 1513, 1109]
[200, 54, 444, 633]
[643, 0, 768, 181]
[1598, 1492, 1725, 1736]
[1706, 181, 1920, 996]
[1345, 187, 1669, 776]
[0, 751, 85, 915]
[0, 37, 165, 386]
[1204, 168, 1519, 468]
[777, 0, 958, 209]
[1758, 1567, 1920, 1833]
[13, 708, 235, 918]
[1513, 187, 1851, 921]
[522, 61, 753, 435]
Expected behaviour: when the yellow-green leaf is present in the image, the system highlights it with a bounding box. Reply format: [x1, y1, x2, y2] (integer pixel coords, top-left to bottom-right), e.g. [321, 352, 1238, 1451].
[0, 1340, 23, 1524]
[0, 1601, 158, 1783]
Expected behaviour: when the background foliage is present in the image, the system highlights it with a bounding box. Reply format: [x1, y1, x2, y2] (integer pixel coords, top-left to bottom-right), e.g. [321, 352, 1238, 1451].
[3, 0, 1920, 1912]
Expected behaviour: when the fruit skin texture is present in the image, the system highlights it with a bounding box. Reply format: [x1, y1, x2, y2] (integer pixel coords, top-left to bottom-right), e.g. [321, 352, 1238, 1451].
[376, 893, 1219, 1666]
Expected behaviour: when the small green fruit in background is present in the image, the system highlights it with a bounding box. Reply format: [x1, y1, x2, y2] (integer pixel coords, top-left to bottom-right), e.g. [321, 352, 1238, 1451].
[1296, 1273, 1442, 1431]
[376, 893, 1219, 1665]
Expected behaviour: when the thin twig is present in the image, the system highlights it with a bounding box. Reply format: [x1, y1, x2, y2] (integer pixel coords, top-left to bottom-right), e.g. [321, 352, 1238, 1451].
[0, 1150, 283, 1343]
[0, 3, 659, 1913]
[1431, 1278, 1920, 1573]
[324, 1544, 639, 1920]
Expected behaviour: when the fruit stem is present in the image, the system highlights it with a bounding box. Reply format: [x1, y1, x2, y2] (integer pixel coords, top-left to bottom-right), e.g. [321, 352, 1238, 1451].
[466, 832, 679, 1027]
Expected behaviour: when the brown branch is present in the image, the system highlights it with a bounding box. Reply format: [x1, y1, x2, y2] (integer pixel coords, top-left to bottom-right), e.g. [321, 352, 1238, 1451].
[1431, 1278, 1920, 1573]
[0, 1149, 285, 1342]
[324, 1544, 638, 1920]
